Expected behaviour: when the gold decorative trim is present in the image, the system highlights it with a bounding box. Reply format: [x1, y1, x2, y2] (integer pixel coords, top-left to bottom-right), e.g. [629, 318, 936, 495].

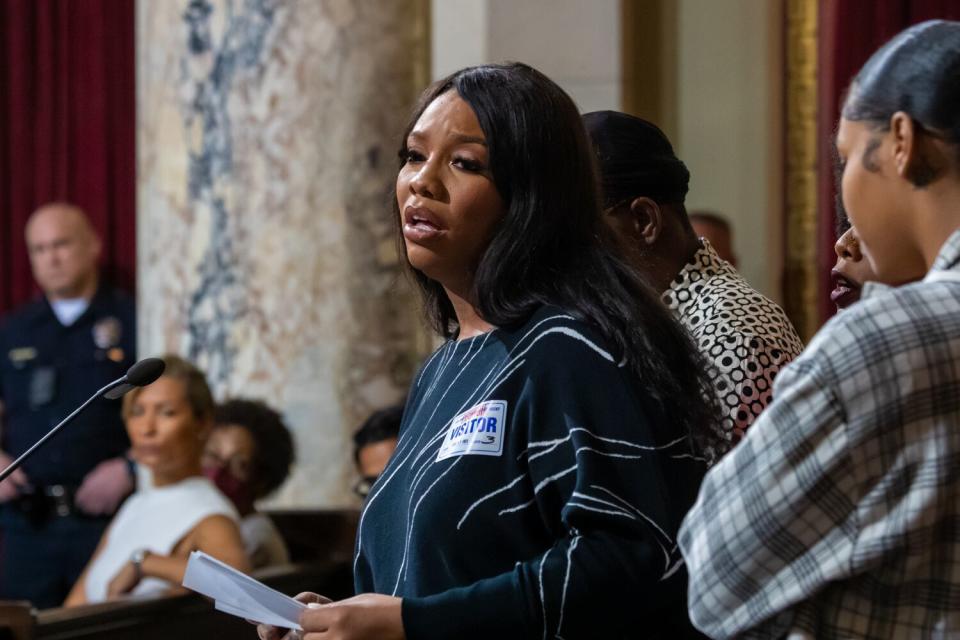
[407, 0, 441, 357]
[411, 0, 431, 93]
[783, 0, 819, 341]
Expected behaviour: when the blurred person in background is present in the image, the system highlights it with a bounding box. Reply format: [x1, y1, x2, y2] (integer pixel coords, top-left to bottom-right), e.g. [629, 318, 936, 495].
[350, 405, 402, 500]
[0, 202, 136, 608]
[831, 216, 878, 309]
[831, 211, 924, 310]
[203, 398, 295, 569]
[689, 210, 737, 267]
[65, 356, 248, 605]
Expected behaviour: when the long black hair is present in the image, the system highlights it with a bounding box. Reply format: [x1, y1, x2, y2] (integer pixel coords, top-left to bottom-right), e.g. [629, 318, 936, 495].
[394, 63, 718, 453]
[843, 20, 960, 184]
[394, 63, 720, 456]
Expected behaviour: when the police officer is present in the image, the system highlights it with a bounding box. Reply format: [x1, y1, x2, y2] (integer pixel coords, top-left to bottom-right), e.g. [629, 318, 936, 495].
[0, 203, 136, 608]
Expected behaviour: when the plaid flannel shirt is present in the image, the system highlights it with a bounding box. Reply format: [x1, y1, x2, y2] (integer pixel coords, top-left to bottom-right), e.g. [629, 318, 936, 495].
[678, 229, 960, 639]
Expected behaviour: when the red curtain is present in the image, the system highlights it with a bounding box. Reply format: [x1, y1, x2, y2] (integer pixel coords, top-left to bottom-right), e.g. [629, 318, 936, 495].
[816, 0, 960, 324]
[0, 0, 135, 315]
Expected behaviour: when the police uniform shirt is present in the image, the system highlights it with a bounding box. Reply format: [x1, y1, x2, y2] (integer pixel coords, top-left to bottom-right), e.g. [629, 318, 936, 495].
[354, 306, 706, 639]
[0, 285, 135, 487]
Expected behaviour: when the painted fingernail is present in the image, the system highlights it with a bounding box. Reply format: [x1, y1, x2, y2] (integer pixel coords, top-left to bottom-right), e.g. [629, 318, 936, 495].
[307, 602, 322, 608]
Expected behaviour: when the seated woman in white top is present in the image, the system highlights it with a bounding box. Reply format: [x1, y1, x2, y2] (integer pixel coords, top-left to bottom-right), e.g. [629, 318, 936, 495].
[64, 355, 250, 606]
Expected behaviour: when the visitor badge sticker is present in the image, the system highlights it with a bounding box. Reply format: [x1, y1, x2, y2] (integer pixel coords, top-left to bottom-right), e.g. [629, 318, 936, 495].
[437, 400, 507, 461]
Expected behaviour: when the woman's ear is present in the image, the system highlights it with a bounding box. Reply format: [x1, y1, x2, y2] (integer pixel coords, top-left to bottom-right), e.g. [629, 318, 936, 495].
[628, 197, 663, 246]
[890, 111, 917, 181]
[892, 110, 949, 187]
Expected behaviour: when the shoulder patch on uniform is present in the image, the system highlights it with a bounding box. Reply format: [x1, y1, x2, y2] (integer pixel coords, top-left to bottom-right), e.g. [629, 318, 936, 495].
[437, 400, 507, 461]
[93, 316, 123, 349]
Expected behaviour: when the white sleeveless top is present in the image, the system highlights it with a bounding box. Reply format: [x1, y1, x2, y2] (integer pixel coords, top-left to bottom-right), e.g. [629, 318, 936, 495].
[84, 476, 239, 603]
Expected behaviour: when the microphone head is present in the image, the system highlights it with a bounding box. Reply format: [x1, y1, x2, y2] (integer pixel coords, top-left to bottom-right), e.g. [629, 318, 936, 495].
[126, 358, 166, 388]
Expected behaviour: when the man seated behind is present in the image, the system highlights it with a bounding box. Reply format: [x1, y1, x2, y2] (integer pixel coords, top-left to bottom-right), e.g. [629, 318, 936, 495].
[584, 111, 803, 459]
[351, 405, 402, 500]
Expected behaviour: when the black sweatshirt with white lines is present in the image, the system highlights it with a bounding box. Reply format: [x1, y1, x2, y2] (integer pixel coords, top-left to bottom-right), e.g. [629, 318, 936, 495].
[354, 306, 706, 639]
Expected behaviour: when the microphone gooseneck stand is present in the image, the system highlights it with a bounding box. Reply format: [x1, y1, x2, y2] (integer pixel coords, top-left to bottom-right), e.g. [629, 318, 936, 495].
[0, 357, 166, 485]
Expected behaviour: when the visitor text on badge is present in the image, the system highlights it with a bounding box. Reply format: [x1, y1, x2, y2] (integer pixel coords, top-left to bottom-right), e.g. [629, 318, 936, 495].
[437, 400, 507, 461]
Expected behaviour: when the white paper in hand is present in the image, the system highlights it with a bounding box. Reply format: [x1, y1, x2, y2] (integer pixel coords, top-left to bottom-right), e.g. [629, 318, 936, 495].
[182, 550, 307, 630]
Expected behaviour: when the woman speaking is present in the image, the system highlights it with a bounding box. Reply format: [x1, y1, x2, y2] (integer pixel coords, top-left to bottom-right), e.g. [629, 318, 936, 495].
[260, 63, 719, 640]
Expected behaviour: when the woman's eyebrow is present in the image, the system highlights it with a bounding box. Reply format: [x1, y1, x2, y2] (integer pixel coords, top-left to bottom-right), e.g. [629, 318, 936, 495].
[408, 129, 486, 146]
[449, 133, 487, 146]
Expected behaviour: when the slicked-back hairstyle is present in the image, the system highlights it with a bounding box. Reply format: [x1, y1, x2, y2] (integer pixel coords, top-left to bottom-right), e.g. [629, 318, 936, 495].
[842, 20, 960, 178]
[122, 354, 214, 423]
[214, 398, 295, 499]
[394, 62, 721, 457]
[582, 110, 690, 208]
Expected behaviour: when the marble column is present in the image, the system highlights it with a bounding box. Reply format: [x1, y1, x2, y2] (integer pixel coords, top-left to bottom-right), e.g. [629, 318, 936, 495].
[136, 0, 431, 507]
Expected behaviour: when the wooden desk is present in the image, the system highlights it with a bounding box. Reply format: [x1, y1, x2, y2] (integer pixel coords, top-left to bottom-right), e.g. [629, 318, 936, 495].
[0, 509, 361, 640]
[32, 561, 353, 640]
[264, 509, 360, 563]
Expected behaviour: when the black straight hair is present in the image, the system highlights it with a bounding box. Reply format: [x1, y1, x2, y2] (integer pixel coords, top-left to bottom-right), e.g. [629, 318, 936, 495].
[843, 20, 960, 175]
[394, 63, 721, 457]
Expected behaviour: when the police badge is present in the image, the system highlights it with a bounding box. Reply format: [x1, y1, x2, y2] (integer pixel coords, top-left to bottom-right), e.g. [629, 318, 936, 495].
[93, 316, 123, 352]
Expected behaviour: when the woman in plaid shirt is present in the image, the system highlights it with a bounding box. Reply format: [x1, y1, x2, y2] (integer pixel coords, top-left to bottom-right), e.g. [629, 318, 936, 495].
[679, 20, 960, 639]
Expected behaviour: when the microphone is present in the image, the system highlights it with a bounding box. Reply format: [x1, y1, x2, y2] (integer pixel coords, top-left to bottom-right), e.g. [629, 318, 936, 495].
[104, 357, 166, 400]
[0, 357, 166, 484]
